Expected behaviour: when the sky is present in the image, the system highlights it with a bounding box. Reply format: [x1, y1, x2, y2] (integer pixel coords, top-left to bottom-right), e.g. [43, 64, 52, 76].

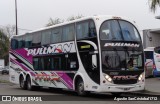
[0, 0, 160, 35]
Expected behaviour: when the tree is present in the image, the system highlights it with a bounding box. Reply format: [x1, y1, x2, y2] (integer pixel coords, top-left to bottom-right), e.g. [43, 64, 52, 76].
[46, 15, 84, 26]
[0, 30, 10, 65]
[67, 15, 84, 21]
[149, 0, 160, 12]
[46, 18, 64, 27]
[0, 25, 16, 38]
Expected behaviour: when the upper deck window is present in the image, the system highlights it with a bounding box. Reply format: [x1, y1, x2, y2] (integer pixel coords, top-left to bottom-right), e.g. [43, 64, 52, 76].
[100, 20, 141, 41]
[32, 32, 41, 47]
[76, 20, 96, 40]
[51, 27, 62, 43]
[42, 30, 51, 45]
[62, 24, 74, 41]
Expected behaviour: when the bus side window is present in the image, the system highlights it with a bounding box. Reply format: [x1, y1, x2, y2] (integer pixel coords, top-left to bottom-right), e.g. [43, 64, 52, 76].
[17, 36, 24, 49]
[41, 30, 51, 45]
[11, 38, 18, 50]
[24, 34, 32, 48]
[76, 21, 89, 39]
[33, 58, 39, 70]
[89, 20, 96, 37]
[32, 32, 41, 47]
[68, 53, 79, 70]
[51, 28, 62, 43]
[39, 57, 44, 70]
[144, 51, 153, 59]
[43, 57, 51, 70]
[54, 57, 61, 70]
[62, 24, 74, 42]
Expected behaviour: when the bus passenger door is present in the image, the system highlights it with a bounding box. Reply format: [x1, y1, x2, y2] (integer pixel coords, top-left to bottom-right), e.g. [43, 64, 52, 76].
[80, 52, 100, 84]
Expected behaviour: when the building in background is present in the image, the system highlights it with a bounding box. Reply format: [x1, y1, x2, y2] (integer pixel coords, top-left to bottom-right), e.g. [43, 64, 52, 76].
[143, 16, 160, 49]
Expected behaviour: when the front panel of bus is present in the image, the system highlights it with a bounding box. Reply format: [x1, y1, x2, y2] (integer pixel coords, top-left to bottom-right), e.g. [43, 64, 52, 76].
[99, 19, 144, 91]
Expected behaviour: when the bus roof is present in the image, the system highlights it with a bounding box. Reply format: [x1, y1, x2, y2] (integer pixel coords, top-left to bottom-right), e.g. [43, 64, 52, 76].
[11, 15, 134, 38]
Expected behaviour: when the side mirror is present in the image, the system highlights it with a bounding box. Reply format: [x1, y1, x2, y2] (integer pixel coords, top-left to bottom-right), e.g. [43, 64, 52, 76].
[92, 55, 97, 70]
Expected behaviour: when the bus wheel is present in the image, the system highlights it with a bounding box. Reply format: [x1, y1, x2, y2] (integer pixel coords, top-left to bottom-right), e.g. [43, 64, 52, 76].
[111, 92, 122, 97]
[26, 76, 34, 91]
[19, 75, 27, 90]
[76, 79, 87, 96]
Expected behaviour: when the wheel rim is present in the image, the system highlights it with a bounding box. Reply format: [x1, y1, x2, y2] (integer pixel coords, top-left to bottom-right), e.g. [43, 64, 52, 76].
[78, 82, 84, 94]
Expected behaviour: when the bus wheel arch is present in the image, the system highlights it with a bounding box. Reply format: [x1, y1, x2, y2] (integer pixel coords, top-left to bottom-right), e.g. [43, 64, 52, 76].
[74, 75, 88, 96]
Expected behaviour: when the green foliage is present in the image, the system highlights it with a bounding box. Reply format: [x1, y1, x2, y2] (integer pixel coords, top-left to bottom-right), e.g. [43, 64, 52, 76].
[0, 30, 10, 65]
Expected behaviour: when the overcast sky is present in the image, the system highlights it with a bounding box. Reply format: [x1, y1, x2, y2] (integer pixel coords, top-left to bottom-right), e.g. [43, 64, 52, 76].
[0, 0, 160, 34]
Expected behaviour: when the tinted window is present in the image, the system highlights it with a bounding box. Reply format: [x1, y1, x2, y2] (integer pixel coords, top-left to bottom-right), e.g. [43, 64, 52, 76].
[100, 20, 141, 41]
[102, 51, 143, 71]
[43, 57, 52, 70]
[155, 47, 160, 54]
[11, 38, 18, 50]
[100, 20, 122, 40]
[33, 57, 44, 70]
[119, 20, 140, 41]
[89, 21, 97, 37]
[62, 24, 75, 41]
[41, 30, 51, 45]
[51, 28, 62, 43]
[32, 32, 41, 47]
[76, 21, 89, 39]
[144, 51, 153, 59]
[33, 58, 39, 70]
[76, 20, 96, 39]
[24, 34, 32, 48]
[54, 57, 61, 70]
[17, 36, 24, 49]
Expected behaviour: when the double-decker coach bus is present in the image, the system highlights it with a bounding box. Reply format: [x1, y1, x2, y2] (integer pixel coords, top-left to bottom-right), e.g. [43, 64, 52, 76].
[9, 15, 144, 96]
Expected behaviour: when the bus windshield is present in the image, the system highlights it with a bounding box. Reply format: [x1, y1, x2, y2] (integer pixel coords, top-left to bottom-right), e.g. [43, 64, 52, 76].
[102, 51, 143, 71]
[100, 20, 140, 41]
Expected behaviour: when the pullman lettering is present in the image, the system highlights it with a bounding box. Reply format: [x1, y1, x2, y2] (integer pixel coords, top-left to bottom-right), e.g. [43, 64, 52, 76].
[104, 43, 140, 47]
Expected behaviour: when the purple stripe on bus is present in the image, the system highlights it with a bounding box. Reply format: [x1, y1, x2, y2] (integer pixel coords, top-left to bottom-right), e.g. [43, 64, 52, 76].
[56, 72, 73, 89]
[13, 49, 33, 63]
[10, 58, 35, 76]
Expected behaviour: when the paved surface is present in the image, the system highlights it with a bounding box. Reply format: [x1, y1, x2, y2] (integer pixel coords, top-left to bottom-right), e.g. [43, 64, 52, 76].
[145, 77, 160, 93]
[0, 74, 9, 82]
[0, 75, 159, 104]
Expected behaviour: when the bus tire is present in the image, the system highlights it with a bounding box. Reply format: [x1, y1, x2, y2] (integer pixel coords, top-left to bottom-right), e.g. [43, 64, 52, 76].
[26, 76, 34, 91]
[76, 78, 87, 96]
[19, 75, 27, 90]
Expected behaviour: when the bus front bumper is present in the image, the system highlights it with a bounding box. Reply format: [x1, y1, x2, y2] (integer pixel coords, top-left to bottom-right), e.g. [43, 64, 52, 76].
[99, 84, 145, 92]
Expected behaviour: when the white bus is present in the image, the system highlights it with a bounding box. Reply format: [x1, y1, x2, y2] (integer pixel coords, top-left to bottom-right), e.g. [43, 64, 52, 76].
[9, 15, 145, 96]
[144, 47, 160, 77]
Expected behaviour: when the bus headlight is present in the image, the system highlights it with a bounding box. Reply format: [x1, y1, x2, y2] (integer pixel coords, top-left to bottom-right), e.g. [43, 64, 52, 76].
[138, 74, 143, 81]
[104, 74, 113, 83]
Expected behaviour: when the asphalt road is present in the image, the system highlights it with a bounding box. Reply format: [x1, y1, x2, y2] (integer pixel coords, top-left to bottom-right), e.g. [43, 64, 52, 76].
[0, 75, 159, 104]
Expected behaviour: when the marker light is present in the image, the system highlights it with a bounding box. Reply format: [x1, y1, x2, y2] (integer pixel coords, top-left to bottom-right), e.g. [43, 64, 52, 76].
[104, 74, 113, 83]
[112, 16, 121, 19]
[138, 74, 143, 81]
